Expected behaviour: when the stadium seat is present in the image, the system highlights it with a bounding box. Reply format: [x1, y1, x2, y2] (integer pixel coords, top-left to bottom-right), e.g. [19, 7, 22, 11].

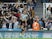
[0, 28, 8, 31]
[13, 28, 22, 31]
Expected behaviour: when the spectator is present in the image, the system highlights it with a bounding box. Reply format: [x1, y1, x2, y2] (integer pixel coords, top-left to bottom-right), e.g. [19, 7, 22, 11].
[51, 7, 52, 14]
[11, 5, 18, 12]
[32, 0, 37, 6]
[0, 16, 3, 29]
[45, 20, 52, 30]
[32, 19, 40, 31]
[30, 7, 35, 18]
[46, 5, 51, 18]
[27, 16, 33, 29]
[20, 10, 28, 22]
[21, 22, 26, 34]
[18, 6, 24, 13]
[41, 0, 49, 3]
[14, 11, 21, 18]
[12, 16, 19, 29]
[0, 8, 2, 15]
[39, 18, 45, 30]
[2, 20, 6, 28]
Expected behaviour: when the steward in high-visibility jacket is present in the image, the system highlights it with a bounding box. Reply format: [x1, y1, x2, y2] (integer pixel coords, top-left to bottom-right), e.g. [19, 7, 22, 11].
[32, 20, 40, 31]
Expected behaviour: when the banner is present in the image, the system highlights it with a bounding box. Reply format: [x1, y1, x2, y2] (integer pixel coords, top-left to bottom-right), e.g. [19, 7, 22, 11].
[0, 31, 52, 38]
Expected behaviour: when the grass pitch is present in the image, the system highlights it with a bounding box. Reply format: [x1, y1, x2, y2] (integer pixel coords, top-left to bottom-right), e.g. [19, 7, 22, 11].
[0, 38, 52, 39]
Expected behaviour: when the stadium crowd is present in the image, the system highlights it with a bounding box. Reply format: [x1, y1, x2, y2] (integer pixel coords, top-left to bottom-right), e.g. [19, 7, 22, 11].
[0, 0, 52, 32]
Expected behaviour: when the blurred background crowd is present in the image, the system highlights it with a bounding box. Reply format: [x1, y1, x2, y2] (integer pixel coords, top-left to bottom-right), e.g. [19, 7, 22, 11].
[0, 0, 52, 31]
[0, 0, 52, 3]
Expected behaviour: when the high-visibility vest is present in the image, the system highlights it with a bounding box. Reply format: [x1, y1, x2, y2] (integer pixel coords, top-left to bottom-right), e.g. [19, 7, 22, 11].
[32, 22, 40, 31]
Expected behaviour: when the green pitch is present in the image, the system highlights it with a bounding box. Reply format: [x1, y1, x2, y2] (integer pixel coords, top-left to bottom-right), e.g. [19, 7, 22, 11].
[0, 38, 52, 39]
